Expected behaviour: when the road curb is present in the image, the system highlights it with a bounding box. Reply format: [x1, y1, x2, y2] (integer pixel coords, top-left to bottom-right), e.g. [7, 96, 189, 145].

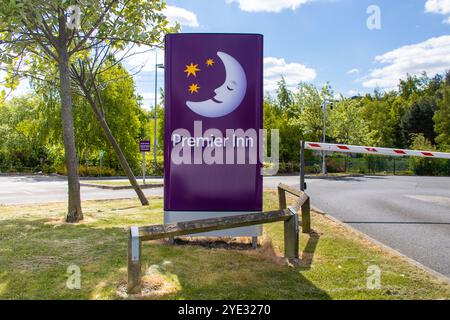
[305, 174, 364, 180]
[311, 205, 450, 286]
[80, 183, 163, 190]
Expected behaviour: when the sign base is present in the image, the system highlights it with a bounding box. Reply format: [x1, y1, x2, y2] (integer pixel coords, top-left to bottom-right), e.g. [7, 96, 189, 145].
[164, 211, 262, 237]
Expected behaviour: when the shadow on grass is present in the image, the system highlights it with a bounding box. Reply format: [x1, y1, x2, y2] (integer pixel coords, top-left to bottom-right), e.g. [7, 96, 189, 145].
[0, 216, 330, 300]
[300, 230, 321, 270]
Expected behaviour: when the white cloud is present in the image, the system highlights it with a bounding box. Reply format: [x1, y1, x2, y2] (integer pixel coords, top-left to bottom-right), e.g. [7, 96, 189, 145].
[123, 47, 164, 73]
[347, 68, 360, 75]
[346, 90, 359, 96]
[425, 0, 450, 23]
[226, 0, 313, 13]
[264, 57, 316, 93]
[425, 0, 450, 14]
[362, 35, 450, 89]
[127, 54, 316, 100]
[139, 91, 157, 109]
[163, 5, 199, 27]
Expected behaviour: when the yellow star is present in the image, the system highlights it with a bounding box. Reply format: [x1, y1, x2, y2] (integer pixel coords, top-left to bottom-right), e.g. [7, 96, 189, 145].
[184, 63, 200, 77]
[188, 83, 200, 94]
[206, 58, 214, 67]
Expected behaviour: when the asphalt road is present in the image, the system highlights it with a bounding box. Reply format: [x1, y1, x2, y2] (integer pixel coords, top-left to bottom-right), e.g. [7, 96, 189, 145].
[303, 175, 450, 278]
[1, 174, 449, 278]
[0, 175, 164, 204]
[0, 175, 297, 205]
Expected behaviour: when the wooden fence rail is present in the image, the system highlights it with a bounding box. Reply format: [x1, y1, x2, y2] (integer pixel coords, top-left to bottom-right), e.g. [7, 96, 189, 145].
[127, 183, 311, 294]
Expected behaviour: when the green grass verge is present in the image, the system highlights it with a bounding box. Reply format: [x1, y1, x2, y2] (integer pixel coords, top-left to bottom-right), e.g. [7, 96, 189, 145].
[0, 192, 449, 299]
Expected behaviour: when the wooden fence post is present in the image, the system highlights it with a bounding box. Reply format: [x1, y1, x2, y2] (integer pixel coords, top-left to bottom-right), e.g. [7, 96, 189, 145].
[278, 186, 287, 210]
[284, 209, 299, 259]
[301, 197, 311, 234]
[127, 226, 142, 294]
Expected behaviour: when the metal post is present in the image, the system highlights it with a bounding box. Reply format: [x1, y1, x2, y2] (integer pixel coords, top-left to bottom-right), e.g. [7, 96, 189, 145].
[85, 147, 88, 176]
[153, 52, 158, 176]
[142, 152, 146, 185]
[300, 140, 305, 191]
[393, 157, 396, 176]
[322, 99, 327, 176]
[99, 153, 103, 178]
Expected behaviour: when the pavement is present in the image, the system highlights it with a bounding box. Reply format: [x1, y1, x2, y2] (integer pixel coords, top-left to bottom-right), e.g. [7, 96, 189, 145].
[301, 175, 450, 278]
[1, 174, 449, 277]
[0, 175, 296, 205]
[0, 175, 164, 204]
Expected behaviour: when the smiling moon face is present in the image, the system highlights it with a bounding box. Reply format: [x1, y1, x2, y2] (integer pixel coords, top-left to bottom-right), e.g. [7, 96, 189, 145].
[186, 51, 247, 118]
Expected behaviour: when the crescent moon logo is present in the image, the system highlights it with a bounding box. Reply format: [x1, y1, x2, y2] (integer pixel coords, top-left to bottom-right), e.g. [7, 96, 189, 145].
[186, 51, 247, 118]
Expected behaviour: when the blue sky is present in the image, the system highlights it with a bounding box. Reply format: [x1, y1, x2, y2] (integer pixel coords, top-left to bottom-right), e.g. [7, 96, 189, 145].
[2, 0, 450, 107]
[129, 0, 450, 107]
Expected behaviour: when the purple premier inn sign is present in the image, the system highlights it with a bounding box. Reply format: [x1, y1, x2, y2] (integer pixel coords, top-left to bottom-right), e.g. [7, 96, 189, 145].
[164, 33, 263, 237]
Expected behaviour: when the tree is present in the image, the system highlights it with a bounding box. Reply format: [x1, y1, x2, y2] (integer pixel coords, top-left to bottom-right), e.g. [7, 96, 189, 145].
[276, 76, 293, 110]
[0, 96, 47, 170]
[70, 57, 151, 206]
[1, 0, 172, 222]
[434, 85, 450, 151]
[400, 96, 437, 147]
[360, 94, 399, 147]
[329, 97, 368, 145]
[292, 82, 333, 142]
[409, 134, 447, 176]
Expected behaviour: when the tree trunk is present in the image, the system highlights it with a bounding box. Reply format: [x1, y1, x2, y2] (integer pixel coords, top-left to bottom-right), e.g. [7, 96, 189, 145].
[96, 114, 149, 206]
[59, 51, 83, 222]
[82, 91, 149, 206]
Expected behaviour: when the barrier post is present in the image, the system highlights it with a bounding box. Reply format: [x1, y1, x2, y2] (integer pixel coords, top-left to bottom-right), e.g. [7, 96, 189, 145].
[278, 186, 287, 210]
[301, 197, 311, 233]
[127, 226, 142, 294]
[284, 208, 299, 259]
[300, 140, 306, 191]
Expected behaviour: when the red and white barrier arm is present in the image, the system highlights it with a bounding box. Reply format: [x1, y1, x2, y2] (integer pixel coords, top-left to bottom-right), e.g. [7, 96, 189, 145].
[305, 142, 450, 160]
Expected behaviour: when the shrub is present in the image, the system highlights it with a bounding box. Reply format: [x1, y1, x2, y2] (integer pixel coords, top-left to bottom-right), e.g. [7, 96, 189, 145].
[408, 134, 449, 176]
[56, 165, 117, 177]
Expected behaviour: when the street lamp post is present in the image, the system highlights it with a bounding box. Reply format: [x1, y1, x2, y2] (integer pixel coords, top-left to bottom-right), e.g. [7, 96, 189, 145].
[153, 51, 164, 175]
[321, 99, 328, 176]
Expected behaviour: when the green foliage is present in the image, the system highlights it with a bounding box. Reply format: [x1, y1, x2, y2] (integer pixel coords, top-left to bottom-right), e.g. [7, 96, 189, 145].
[291, 82, 333, 142]
[328, 98, 368, 145]
[0, 0, 176, 86]
[0, 64, 154, 175]
[0, 95, 49, 170]
[56, 165, 117, 177]
[359, 94, 401, 147]
[408, 134, 449, 176]
[434, 85, 450, 150]
[400, 96, 437, 146]
[276, 77, 293, 110]
[261, 72, 450, 175]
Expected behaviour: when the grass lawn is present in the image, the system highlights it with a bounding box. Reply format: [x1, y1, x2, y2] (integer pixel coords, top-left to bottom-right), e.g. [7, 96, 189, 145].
[1, 191, 449, 299]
